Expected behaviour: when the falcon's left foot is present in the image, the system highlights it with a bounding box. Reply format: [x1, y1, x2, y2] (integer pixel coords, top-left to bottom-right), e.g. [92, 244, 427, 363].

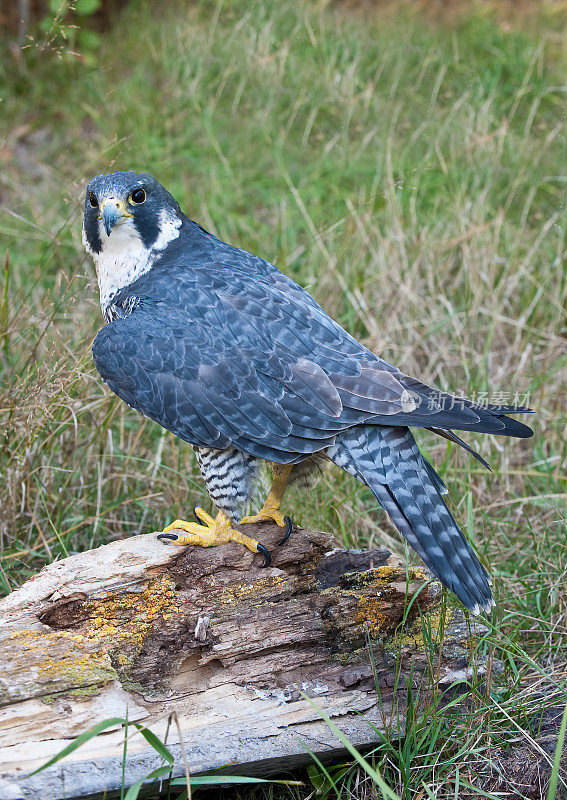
[241, 464, 293, 545]
[157, 508, 271, 566]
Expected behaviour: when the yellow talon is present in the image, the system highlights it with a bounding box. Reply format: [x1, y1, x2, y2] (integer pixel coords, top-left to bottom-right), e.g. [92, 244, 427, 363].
[159, 508, 261, 554]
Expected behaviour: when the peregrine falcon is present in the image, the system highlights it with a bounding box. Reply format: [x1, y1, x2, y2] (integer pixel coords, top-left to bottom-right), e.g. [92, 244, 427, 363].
[83, 171, 533, 615]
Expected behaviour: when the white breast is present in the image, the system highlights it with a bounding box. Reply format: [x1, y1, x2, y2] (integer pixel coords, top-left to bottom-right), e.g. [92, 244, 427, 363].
[83, 210, 182, 314]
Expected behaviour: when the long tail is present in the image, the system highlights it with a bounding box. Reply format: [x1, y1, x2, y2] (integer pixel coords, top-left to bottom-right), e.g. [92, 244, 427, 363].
[328, 426, 493, 614]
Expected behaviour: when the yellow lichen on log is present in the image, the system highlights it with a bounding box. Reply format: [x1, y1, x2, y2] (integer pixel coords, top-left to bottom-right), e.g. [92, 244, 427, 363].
[0, 628, 117, 706]
[81, 575, 179, 671]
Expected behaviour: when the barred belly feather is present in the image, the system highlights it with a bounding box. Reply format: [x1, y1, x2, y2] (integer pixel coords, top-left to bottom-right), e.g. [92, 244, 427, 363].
[194, 446, 259, 521]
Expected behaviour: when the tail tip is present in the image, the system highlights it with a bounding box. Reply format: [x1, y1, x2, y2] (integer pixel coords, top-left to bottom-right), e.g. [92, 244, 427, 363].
[469, 597, 495, 616]
[468, 592, 496, 617]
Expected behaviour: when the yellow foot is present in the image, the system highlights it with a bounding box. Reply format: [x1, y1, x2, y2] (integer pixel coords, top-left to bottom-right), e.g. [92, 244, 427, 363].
[240, 510, 293, 547]
[241, 508, 286, 527]
[157, 508, 271, 565]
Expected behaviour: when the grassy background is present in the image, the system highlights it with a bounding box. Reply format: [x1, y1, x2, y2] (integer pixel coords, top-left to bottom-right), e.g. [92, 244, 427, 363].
[1, 0, 566, 796]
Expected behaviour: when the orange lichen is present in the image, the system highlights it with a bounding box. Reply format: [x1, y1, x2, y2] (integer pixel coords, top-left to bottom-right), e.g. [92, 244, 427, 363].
[9, 628, 87, 648]
[329, 564, 434, 637]
[351, 564, 428, 588]
[217, 574, 287, 605]
[355, 596, 390, 635]
[83, 575, 179, 664]
[6, 628, 117, 692]
[42, 649, 116, 685]
[8, 628, 84, 647]
[389, 606, 458, 649]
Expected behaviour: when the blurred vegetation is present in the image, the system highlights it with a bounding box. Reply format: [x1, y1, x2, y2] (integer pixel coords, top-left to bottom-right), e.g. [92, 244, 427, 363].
[0, 0, 566, 795]
[1, 0, 127, 47]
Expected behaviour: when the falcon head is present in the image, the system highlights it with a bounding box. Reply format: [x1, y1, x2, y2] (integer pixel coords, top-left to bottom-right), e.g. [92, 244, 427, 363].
[82, 171, 181, 254]
[83, 171, 183, 313]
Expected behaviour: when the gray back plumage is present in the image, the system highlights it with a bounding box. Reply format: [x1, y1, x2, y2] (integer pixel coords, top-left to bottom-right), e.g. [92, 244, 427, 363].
[93, 217, 532, 463]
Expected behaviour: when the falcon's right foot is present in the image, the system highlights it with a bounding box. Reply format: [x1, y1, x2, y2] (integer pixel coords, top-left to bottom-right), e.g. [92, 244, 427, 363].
[157, 508, 271, 566]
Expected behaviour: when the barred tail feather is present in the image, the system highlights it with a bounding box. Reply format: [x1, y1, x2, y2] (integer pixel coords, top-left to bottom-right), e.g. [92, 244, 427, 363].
[329, 426, 493, 614]
[370, 475, 492, 614]
[422, 457, 448, 495]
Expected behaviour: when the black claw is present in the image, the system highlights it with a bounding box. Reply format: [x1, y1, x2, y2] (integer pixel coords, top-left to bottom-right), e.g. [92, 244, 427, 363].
[193, 507, 200, 522]
[279, 516, 293, 546]
[256, 542, 271, 567]
[157, 532, 179, 541]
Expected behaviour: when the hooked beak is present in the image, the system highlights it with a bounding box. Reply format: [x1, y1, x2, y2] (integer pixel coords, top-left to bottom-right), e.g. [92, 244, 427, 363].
[99, 198, 131, 236]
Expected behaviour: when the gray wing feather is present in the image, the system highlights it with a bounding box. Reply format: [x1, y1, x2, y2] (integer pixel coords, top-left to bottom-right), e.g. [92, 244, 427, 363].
[92, 306, 343, 458]
[95, 237, 532, 464]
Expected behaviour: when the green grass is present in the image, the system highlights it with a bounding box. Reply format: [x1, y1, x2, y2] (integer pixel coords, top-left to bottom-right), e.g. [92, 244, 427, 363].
[0, 0, 566, 796]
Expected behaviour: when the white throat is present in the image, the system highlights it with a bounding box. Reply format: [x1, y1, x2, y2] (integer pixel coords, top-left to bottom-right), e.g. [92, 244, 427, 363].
[83, 209, 181, 314]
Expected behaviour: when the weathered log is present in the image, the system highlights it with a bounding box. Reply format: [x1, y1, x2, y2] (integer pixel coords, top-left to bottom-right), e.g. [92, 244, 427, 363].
[0, 524, 486, 800]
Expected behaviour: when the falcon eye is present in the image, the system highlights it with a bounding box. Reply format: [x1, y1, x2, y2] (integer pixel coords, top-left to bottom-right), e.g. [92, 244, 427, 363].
[130, 188, 146, 205]
[88, 192, 98, 208]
